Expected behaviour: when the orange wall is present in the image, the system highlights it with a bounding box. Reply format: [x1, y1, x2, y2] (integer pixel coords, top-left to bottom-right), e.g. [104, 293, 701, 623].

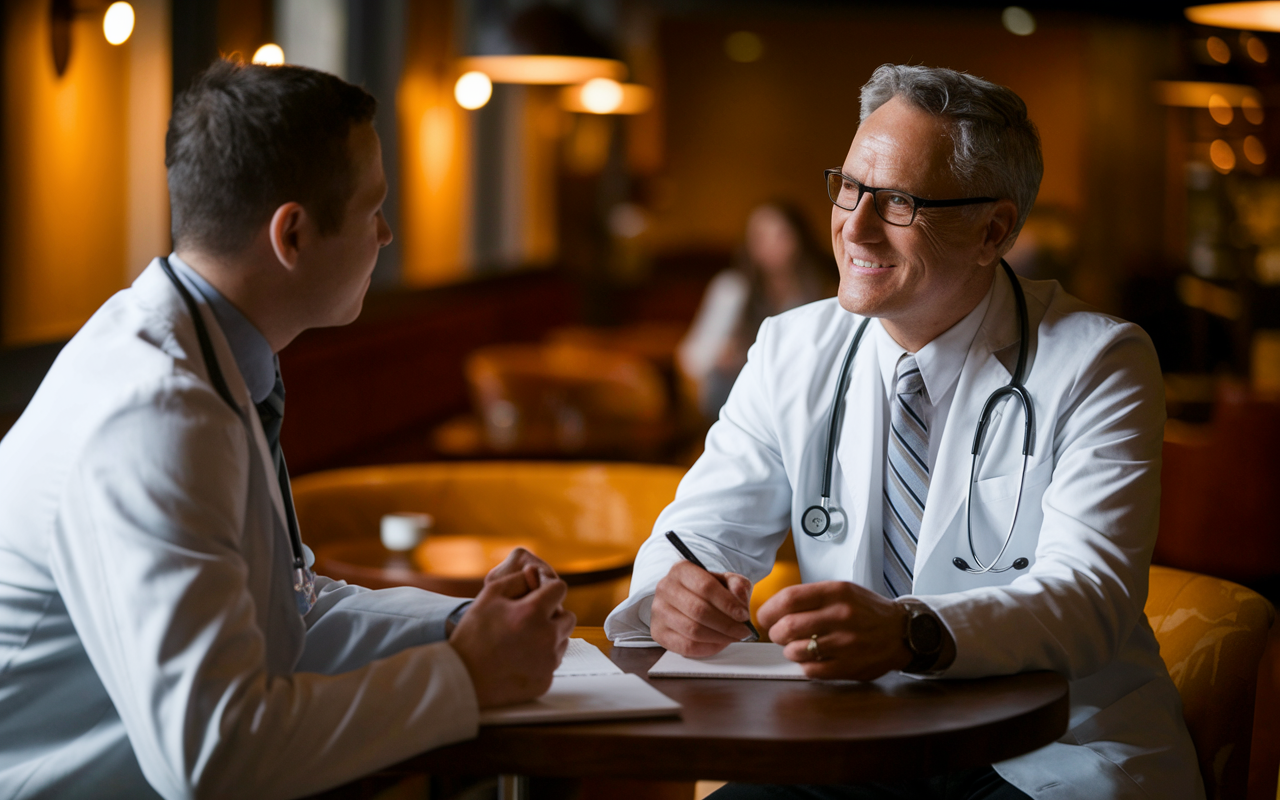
[3, 0, 132, 345]
[647, 11, 1088, 255]
[398, 0, 473, 288]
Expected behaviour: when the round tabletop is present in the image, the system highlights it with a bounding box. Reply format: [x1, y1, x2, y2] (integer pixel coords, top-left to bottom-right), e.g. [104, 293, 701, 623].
[314, 538, 634, 596]
[400, 627, 1070, 785]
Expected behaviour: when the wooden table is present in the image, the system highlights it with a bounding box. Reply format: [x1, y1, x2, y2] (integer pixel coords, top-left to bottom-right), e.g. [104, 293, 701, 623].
[314, 538, 634, 596]
[390, 627, 1069, 790]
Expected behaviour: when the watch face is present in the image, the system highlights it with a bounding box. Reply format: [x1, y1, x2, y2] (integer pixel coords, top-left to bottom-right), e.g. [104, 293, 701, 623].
[908, 611, 943, 655]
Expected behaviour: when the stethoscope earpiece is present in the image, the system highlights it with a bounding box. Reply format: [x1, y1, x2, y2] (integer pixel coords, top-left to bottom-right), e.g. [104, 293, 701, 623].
[953, 556, 1030, 573]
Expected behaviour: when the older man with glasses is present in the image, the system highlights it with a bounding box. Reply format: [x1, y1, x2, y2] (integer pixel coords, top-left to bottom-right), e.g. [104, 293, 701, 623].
[605, 64, 1203, 800]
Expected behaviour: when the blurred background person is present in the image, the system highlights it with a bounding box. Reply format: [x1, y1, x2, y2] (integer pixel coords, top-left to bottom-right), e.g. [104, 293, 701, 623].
[677, 202, 838, 419]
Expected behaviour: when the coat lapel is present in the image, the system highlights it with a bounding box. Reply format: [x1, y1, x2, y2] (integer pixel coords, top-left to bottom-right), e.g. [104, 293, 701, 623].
[137, 260, 290, 533]
[914, 271, 1023, 576]
[833, 322, 887, 587]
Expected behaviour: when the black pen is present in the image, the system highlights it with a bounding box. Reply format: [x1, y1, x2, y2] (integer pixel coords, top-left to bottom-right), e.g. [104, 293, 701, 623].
[664, 531, 760, 642]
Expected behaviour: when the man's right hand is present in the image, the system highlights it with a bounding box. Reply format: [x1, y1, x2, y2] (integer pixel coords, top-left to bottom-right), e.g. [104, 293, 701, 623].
[449, 568, 575, 709]
[650, 560, 753, 657]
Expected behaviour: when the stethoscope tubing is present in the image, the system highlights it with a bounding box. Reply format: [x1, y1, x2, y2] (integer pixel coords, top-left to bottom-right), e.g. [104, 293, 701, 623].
[806, 260, 1035, 576]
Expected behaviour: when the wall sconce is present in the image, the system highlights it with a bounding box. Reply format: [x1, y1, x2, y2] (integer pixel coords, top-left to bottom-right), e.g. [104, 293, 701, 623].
[51, 0, 135, 77]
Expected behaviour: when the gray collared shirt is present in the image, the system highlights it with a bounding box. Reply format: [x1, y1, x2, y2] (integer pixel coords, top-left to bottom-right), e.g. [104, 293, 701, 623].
[167, 253, 276, 404]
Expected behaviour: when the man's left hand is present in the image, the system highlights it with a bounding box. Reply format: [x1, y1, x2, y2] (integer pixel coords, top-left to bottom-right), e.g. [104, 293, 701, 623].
[484, 547, 558, 593]
[757, 580, 911, 680]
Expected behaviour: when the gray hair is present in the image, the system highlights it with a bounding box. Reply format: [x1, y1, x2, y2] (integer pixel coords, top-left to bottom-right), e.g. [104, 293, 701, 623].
[859, 65, 1043, 242]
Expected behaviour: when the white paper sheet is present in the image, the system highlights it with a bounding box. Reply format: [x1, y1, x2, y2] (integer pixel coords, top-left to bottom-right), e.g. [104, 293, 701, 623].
[554, 638, 625, 677]
[478, 673, 682, 726]
[647, 642, 808, 680]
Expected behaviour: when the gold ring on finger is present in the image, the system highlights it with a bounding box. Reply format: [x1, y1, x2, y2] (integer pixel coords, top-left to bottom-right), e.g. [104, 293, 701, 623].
[806, 633, 823, 660]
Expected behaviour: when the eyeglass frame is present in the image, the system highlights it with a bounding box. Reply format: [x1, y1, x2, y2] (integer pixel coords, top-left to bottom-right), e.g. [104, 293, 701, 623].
[824, 169, 997, 227]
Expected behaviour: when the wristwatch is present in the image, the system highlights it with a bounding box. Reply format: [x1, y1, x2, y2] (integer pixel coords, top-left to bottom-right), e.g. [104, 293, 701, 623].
[898, 599, 944, 674]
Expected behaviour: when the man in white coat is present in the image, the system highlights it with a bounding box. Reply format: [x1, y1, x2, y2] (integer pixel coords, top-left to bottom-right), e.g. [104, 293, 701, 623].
[605, 65, 1203, 799]
[0, 61, 574, 798]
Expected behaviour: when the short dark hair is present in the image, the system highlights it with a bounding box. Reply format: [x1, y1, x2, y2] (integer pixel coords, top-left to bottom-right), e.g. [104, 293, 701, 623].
[166, 59, 377, 256]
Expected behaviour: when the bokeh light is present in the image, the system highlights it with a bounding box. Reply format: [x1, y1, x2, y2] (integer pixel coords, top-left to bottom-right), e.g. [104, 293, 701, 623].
[1206, 36, 1231, 64]
[724, 31, 764, 63]
[454, 71, 493, 110]
[252, 44, 285, 66]
[1241, 95, 1266, 125]
[103, 2, 135, 46]
[1208, 93, 1234, 125]
[1210, 139, 1237, 173]
[1002, 7, 1036, 36]
[580, 78, 624, 114]
[1245, 135, 1267, 165]
[1243, 33, 1270, 62]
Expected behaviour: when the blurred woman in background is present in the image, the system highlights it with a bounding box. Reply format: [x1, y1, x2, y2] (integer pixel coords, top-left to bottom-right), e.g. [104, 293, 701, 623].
[678, 201, 838, 419]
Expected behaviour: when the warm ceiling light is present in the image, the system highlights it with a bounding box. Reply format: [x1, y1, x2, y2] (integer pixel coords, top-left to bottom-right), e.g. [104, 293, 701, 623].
[1153, 80, 1262, 107]
[1242, 94, 1266, 123]
[454, 71, 493, 110]
[252, 44, 285, 66]
[579, 78, 623, 114]
[457, 55, 625, 85]
[1186, 2, 1280, 31]
[1245, 134, 1267, 163]
[724, 31, 764, 62]
[1206, 35, 1232, 62]
[1209, 92, 1235, 124]
[1002, 6, 1037, 36]
[560, 81, 653, 115]
[103, 2, 134, 45]
[1210, 139, 1237, 172]
[1244, 32, 1270, 60]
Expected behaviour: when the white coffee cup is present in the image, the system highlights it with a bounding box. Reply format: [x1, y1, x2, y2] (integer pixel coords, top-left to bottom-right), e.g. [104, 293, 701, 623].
[380, 512, 434, 552]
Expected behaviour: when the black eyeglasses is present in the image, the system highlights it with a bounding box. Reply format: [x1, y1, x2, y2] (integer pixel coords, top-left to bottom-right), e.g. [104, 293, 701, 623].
[824, 169, 997, 227]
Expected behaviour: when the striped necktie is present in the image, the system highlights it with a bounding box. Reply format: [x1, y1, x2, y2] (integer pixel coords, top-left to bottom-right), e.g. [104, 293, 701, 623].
[883, 354, 930, 598]
[255, 363, 316, 616]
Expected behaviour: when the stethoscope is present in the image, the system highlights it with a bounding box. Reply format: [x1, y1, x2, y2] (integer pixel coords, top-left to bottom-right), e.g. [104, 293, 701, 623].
[801, 260, 1034, 575]
[158, 257, 314, 591]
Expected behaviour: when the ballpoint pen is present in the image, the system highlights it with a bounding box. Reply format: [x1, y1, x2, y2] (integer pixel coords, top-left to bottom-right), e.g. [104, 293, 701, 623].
[665, 531, 760, 642]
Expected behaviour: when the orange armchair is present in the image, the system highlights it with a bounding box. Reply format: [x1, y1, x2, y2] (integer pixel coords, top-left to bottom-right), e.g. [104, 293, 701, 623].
[1144, 565, 1275, 800]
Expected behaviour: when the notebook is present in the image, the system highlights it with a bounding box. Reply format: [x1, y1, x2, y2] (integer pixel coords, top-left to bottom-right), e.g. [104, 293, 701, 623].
[478, 639, 682, 726]
[647, 642, 808, 680]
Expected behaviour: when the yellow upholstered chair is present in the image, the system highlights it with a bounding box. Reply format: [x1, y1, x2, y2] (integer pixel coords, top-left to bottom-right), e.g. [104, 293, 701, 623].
[1145, 565, 1276, 800]
[746, 557, 1277, 798]
[291, 462, 685, 626]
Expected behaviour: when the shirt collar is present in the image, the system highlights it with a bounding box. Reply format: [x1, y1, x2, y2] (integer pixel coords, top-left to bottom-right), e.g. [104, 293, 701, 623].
[167, 253, 277, 405]
[872, 275, 997, 404]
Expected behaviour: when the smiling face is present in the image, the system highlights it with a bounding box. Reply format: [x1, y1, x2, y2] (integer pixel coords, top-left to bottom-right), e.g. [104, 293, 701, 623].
[296, 122, 393, 328]
[832, 96, 1011, 351]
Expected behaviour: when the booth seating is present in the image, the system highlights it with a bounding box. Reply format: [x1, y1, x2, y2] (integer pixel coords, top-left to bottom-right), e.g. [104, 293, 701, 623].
[1156, 384, 1280, 587]
[434, 342, 675, 460]
[291, 462, 685, 625]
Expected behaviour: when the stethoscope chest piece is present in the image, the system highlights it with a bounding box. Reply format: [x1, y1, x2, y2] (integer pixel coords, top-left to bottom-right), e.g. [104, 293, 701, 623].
[801, 502, 844, 541]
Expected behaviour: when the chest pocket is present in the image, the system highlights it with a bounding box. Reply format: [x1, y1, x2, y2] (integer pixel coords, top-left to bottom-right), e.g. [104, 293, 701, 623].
[966, 457, 1054, 567]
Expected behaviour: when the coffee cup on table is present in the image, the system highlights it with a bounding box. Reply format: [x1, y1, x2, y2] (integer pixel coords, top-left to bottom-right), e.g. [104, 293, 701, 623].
[380, 513, 434, 552]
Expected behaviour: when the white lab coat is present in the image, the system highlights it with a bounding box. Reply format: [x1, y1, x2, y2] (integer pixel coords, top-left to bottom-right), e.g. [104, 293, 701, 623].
[0, 260, 479, 799]
[607, 271, 1204, 800]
